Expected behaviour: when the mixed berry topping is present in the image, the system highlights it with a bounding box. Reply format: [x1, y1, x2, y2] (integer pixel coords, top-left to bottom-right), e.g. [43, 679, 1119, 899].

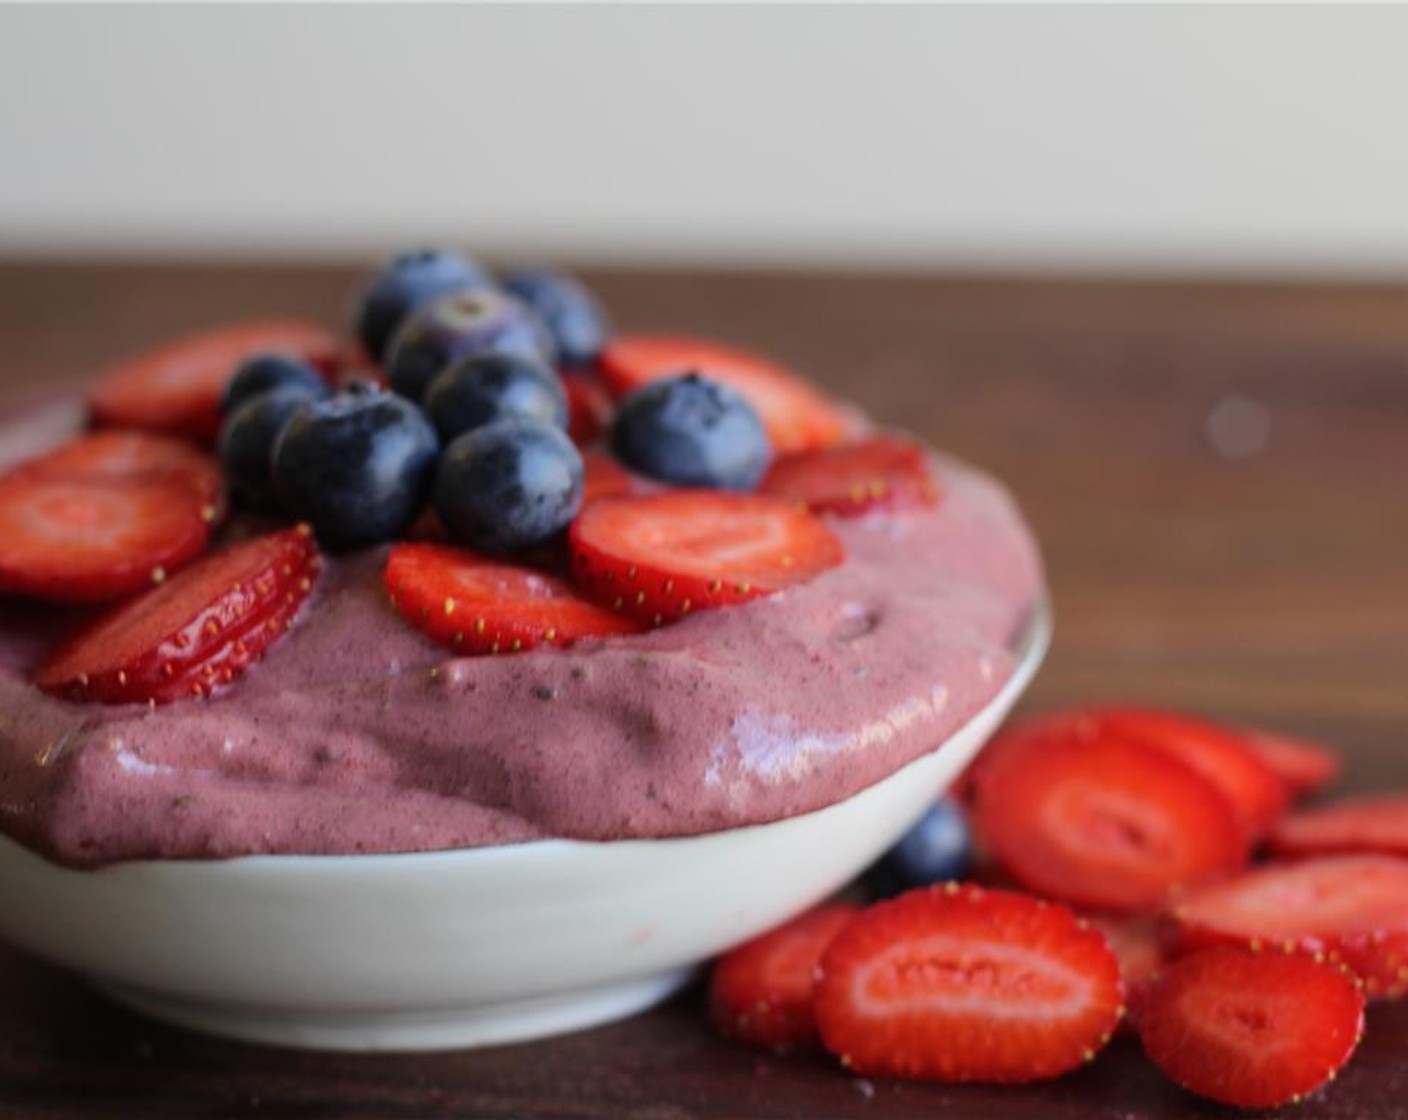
[10, 246, 938, 701]
[220, 352, 329, 416]
[610, 374, 771, 491]
[353, 249, 490, 363]
[501, 268, 612, 369]
[271, 388, 440, 551]
[423, 351, 568, 442]
[386, 289, 551, 403]
[433, 419, 582, 554]
[33, 526, 320, 704]
[0, 431, 222, 604]
[599, 335, 852, 454]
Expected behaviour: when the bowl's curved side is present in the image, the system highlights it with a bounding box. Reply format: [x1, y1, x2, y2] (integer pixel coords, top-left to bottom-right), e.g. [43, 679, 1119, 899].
[0, 597, 1050, 1050]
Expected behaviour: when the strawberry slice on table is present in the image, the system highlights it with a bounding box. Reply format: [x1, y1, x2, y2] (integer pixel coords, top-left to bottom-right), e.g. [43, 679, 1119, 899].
[569, 492, 845, 626]
[1239, 728, 1342, 797]
[34, 526, 320, 704]
[762, 436, 941, 517]
[88, 319, 340, 441]
[1090, 708, 1289, 840]
[709, 903, 859, 1052]
[1139, 946, 1364, 1110]
[385, 542, 642, 655]
[1168, 854, 1408, 999]
[598, 335, 850, 454]
[813, 884, 1123, 1083]
[1270, 795, 1408, 859]
[970, 719, 1248, 912]
[1085, 914, 1164, 1030]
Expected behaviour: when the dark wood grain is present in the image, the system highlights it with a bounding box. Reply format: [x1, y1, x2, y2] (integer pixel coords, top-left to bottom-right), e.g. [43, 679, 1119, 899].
[1, 262, 1406, 1119]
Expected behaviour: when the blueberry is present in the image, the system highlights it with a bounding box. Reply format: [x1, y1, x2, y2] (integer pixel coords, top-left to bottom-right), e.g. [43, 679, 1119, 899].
[221, 353, 328, 415]
[353, 249, 490, 362]
[611, 374, 770, 491]
[218, 389, 309, 513]
[502, 268, 611, 368]
[271, 388, 440, 551]
[386, 290, 555, 403]
[865, 800, 973, 899]
[434, 420, 583, 554]
[424, 353, 568, 443]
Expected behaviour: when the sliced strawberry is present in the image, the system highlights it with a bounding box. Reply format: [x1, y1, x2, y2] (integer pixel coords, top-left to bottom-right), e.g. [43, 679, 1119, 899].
[762, 436, 940, 517]
[1090, 708, 1289, 840]
[385, 542, 641, 655]
[813, 885, 1122, 1083]
[34, 527, 320, 704]
[0, 475, 213, 604]
[16, 429, 225, 517]
[1169, 855, 1408, 999]
[1086, 914, 1163, 1030]
[580, 449, 639, 506]
[709, 903, 859, 1052]
[563, 371, 615, 445]
[1270, 795, 1408, 860]
[1240, 728, 1342, 797]
[598, 335, 849, 454]
[1139, 947, 1364, 1109]
[971, 722, 1248, 912]
[569, 492, 844, 626]
[88, 319, 340, 441]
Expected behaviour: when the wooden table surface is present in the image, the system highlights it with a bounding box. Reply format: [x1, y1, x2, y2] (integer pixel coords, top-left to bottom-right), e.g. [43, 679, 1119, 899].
[1, 262, 1406, 1119]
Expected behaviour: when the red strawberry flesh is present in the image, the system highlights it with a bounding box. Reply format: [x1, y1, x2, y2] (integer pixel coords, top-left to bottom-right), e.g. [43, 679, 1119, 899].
[33, 527, 320, 704]
[1240, 729, 1342, 796]
[579, 449, 639, 506]
[813, 885, 1123, 1083]
[1270, 795, 1408, 859]
[1090, 707, 1289, 839]
[1169, 854, 1408, 998]
[763, 436, 941, 517]
[0, 475, 213, 604]
[563, 371, 615, 444]
[1087, 913, 1163, 1028]
[386, 542, 641, 655]
[88, 319, 339, 440]
[598, 335, 850, 454]
[709, 903, 859, 1052]
[971, 723, 1248, 912]
[1139, 947, 1364, 1109]
[569, 492, 845, 625]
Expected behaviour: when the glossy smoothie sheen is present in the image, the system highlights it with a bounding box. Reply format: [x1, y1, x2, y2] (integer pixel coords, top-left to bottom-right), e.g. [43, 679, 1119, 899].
[0, 415, 1042, 866]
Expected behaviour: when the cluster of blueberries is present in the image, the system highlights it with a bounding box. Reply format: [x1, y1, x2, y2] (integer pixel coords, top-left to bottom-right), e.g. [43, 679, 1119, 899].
[220, 250, 773, 553]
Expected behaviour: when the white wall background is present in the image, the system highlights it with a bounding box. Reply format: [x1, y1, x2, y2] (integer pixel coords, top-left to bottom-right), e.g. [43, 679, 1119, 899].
[4, 4, 1408, 273]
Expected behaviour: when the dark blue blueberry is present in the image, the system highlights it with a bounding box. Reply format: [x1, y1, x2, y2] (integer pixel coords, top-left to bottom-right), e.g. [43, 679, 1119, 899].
[424, 353, 567, 443]
[271, 388, 440, 551]
[434, 420, 583, 554]
[353, 249, 490, 362]
[386, 290, 555, 404]
[610, 374, 770, 491]
[502, 268, 611, 368]
[221, 353, 328, 415]
[865, 799, 973, 900]
[218, 389, 310, 513]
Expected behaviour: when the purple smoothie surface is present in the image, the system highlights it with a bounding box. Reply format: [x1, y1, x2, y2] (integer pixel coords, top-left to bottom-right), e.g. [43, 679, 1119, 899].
[0, 400, 1042, 866]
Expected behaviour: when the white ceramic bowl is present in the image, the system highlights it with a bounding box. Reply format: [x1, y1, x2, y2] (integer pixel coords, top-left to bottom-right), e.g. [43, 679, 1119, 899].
[0, 598, 1050, 1052]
